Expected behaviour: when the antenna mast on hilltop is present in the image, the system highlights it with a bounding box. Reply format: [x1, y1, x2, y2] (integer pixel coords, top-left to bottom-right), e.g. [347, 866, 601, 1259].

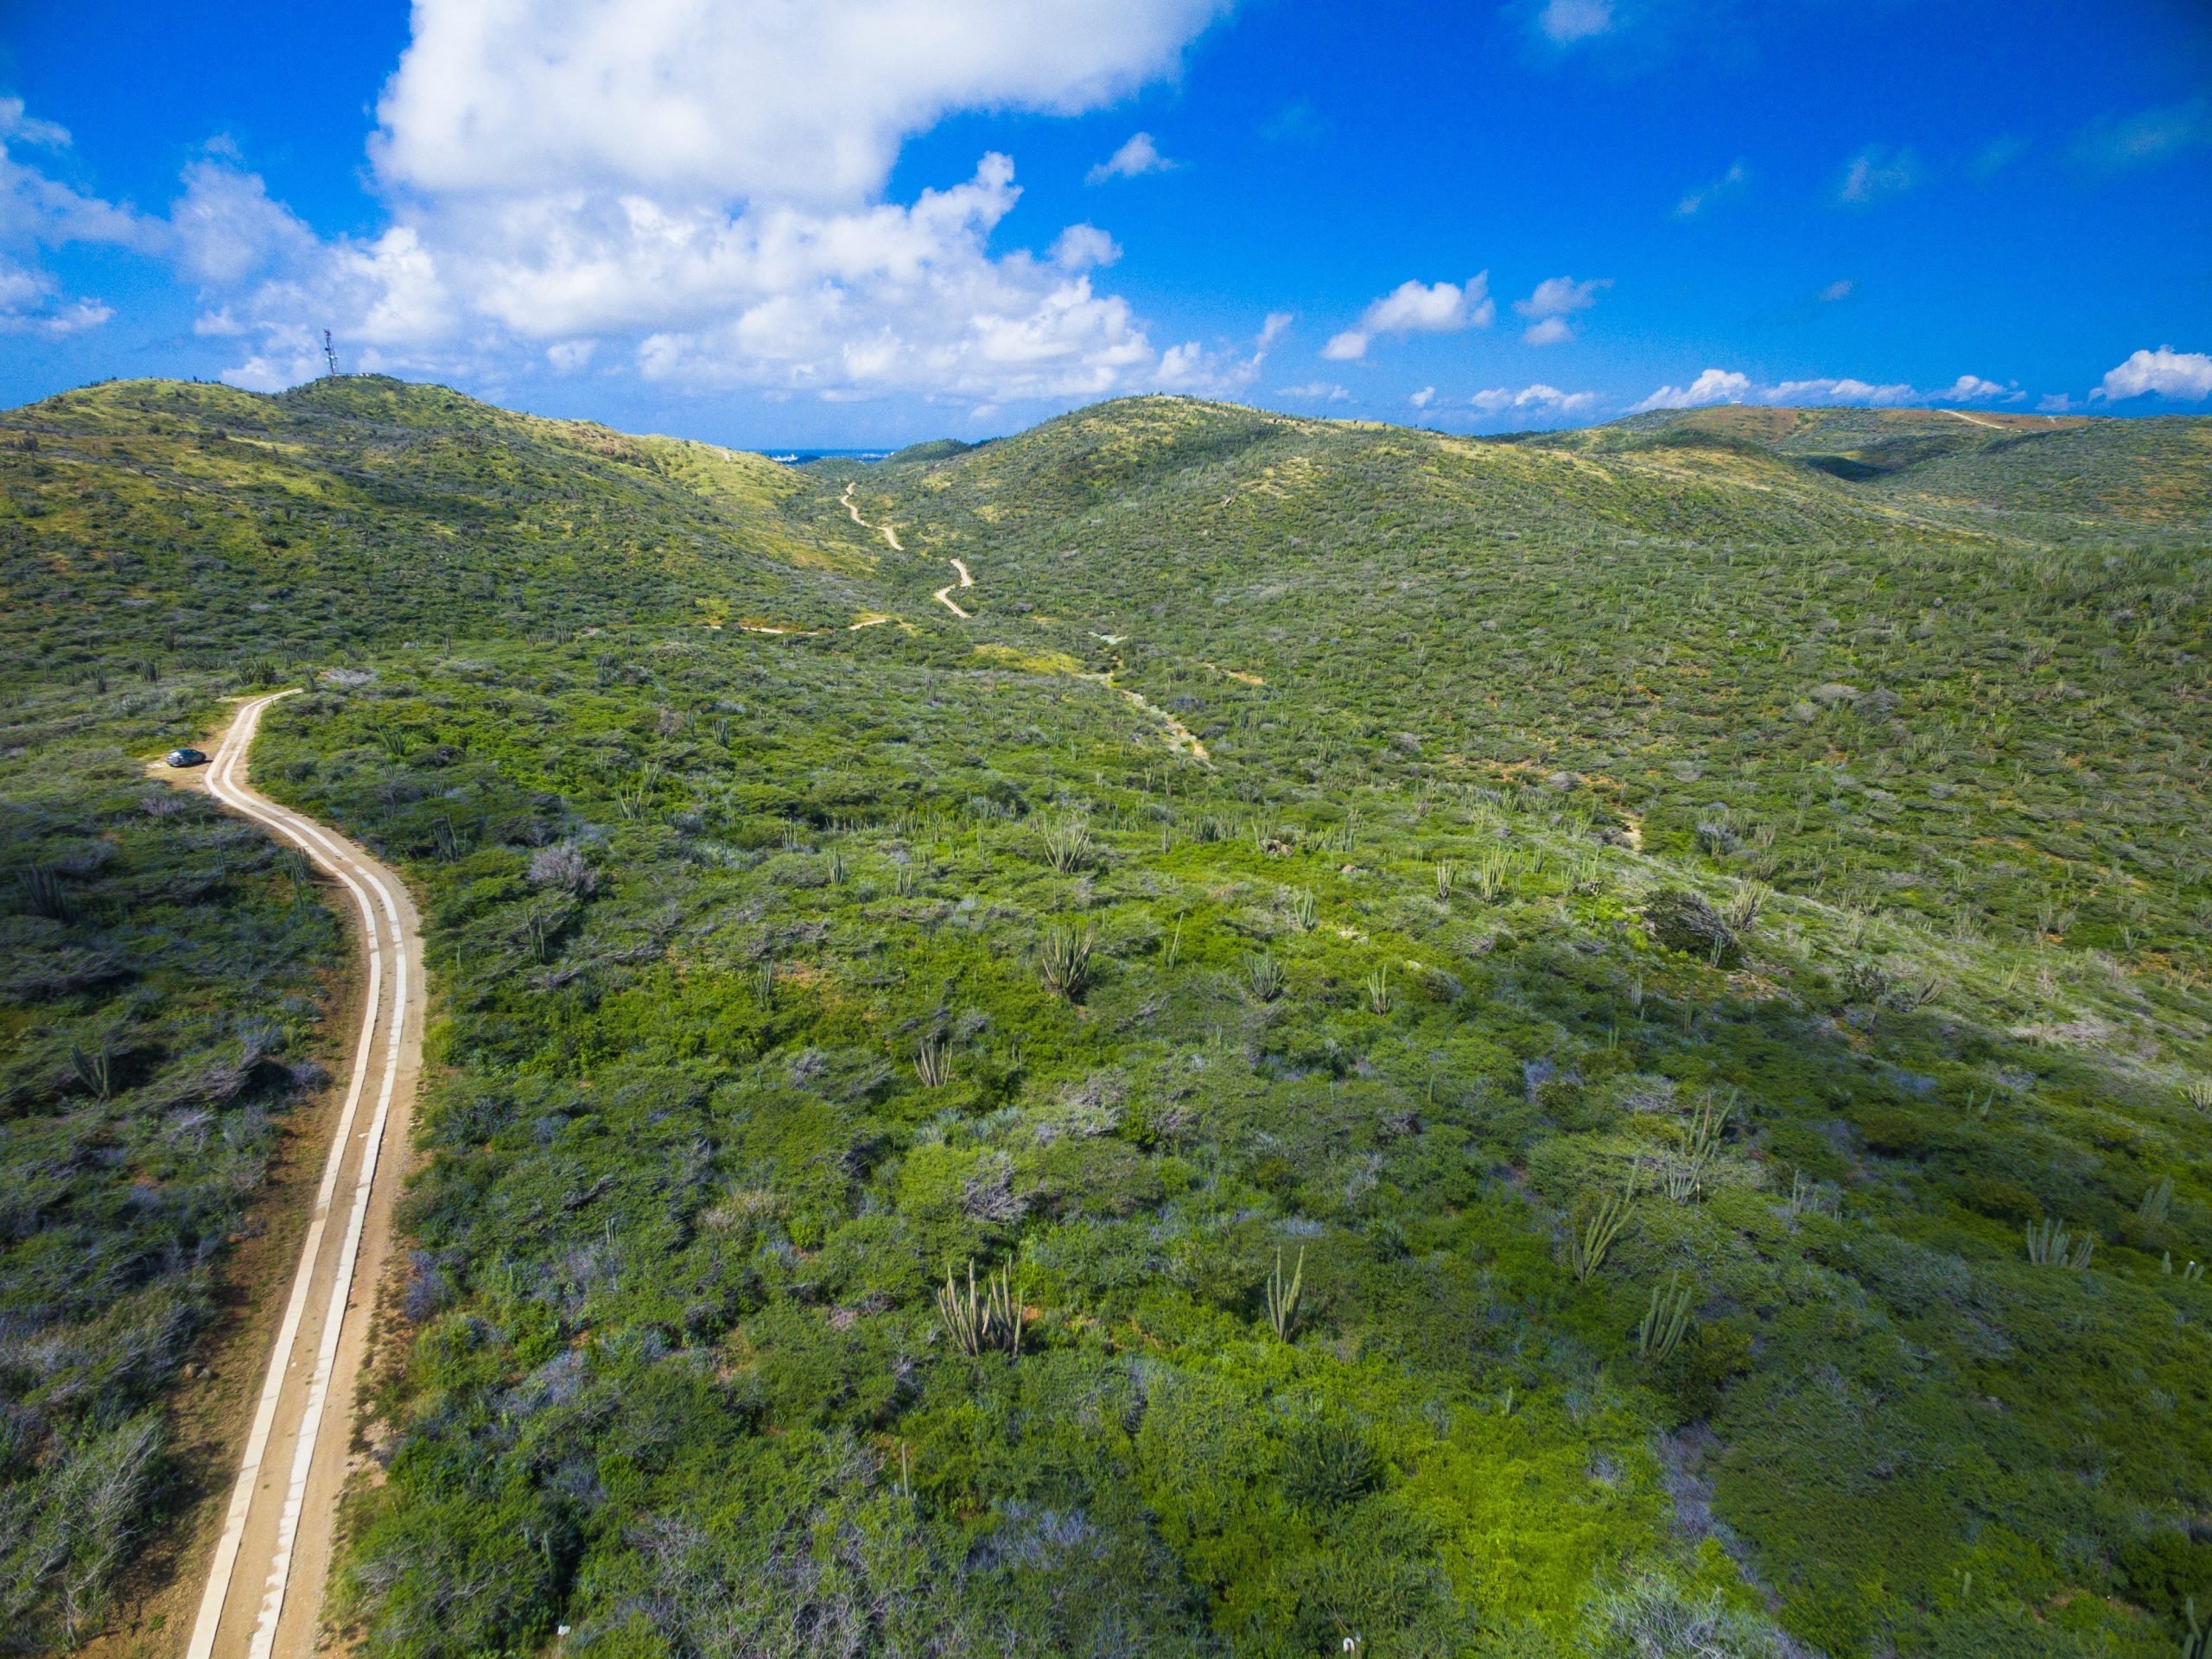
[322, 330, 340, 378]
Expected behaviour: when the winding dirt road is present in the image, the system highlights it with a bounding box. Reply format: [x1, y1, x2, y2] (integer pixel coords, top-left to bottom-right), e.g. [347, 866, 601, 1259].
[836, 484, 1198, 758]
[182, 690, 424, 1659]
[933, 556, 974, 618]
[839, 480, 905, 550]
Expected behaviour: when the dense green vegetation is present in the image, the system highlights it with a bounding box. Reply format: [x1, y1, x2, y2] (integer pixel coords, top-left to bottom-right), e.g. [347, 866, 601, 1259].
[0, 678, 340, 1650]
[3, 378, 2209, 1657]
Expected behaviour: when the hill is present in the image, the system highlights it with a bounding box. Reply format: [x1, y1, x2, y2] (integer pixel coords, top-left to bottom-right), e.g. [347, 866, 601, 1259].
[3, 381, 2209, 1659]
[0, 375, 887, 675]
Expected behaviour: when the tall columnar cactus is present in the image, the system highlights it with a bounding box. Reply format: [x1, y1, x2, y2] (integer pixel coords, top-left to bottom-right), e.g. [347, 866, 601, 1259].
[1268, 1245, 1305, 1341]
[938, 1259, 1022, 1357]
[1567, 1163, 1640, 1281]
[1638, 1273, 1696, 1363]
[2024, 1217, 2095, 1269]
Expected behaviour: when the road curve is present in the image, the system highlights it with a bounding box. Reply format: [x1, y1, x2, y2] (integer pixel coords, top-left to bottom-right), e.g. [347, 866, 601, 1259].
[932, 556, 976, 617]
[183, 690, 425, 1659]
[839, 480, 904, 550]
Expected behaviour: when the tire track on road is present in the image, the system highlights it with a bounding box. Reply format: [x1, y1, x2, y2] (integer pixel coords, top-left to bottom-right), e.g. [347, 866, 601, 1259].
[185, 690, 424, 1659]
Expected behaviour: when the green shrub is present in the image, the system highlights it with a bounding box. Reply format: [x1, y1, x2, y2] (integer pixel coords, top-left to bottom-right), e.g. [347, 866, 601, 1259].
[1642, 890, 1741, 966]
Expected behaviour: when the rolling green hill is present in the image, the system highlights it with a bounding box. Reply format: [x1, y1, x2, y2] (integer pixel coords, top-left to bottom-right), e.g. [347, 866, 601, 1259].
[3, 380, 2209, 1658]
[0, 376, 885, 674]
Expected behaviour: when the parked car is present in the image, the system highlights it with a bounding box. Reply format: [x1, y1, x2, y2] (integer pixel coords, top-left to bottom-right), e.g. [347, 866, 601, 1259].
[165, 747, 207, 767]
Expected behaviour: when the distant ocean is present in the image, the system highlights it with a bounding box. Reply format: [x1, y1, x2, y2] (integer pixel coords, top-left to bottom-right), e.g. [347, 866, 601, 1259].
[753, 448, 893, 466]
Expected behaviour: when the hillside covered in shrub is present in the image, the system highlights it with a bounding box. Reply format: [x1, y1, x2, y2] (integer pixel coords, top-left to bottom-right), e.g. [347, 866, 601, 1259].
[3, 379, 2209, 1657]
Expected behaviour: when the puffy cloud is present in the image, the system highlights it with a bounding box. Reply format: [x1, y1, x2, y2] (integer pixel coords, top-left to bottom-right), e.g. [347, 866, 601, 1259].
[1408, 385, 1435, 409]
[212, 224, 459, 390]
[1323, 274, 1492, 360]
[1633, 368, 1752, 410]
[1516, 275, 1609, 319]
[373, 0, 1227, 206]
[1154, 311, 1292, 397]
[1839, 144, 1918, 205]
[1370, 276, 1491, 332]
[1471, 384, 1597, 416]
[1930, 374, 2018, 402]
[1634, 367, 2021, 413]
[0, 104, 146, 249]
[618, 159, 1158, 400]
[1536, 0, 1614, 43]
[170, 156, 320, 284]
[1154, 340, 1210, 387]
[170, 0, 1241, 404]
[0, 98, 68, 150]
[1049, 223, 1122, 270]
[2073, 100, 2209, 171]
[0, 257, 111, 337]
[1770, 377, 1916, 405]
[0, 99, 152, 335]
[1674, 161, 1747, 218]
[1277, 381, 1350, 402]
[1086, 132, 1178, 184]
[1515, 274, 1608, 345]
[546, 339, 595, 373]
[2095, 346, 2212, 401]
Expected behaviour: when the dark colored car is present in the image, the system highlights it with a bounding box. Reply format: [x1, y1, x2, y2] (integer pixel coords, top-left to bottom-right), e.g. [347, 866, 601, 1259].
[165, 747, 208, 768]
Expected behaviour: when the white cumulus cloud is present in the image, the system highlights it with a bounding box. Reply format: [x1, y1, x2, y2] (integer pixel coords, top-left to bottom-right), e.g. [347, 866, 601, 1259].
[1323, 274, 1492, 360]
[1770, 377, 1916, 404]
[1470, 384, 1598, 417]
[1930, 374, 2018, 402]
[1515, 274, 1608, 345]
[1086, 132, 1178, 184]
[1634, 368, 2021, 413]
[171, 155, 321, 284]
[374, 0, 1226, 207]
[1050, 223, 1122, 270]
[1278, 380, 1351, 402]
[1408, 385, 1435, 409]
[0, 98, 153, 334]
[163, 0, 1241, 404]
[1633, 368, 1753, 411]
[2095, 346, 2212, 401]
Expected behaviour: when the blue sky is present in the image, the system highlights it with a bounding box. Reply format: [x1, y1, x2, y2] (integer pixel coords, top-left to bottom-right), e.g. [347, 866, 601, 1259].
[3, 0, 2209, 446]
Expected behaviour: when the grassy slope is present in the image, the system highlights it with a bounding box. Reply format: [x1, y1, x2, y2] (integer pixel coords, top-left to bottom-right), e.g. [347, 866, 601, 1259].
[0, 375, 882, 671]
[3, 380, 2209, 1658]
